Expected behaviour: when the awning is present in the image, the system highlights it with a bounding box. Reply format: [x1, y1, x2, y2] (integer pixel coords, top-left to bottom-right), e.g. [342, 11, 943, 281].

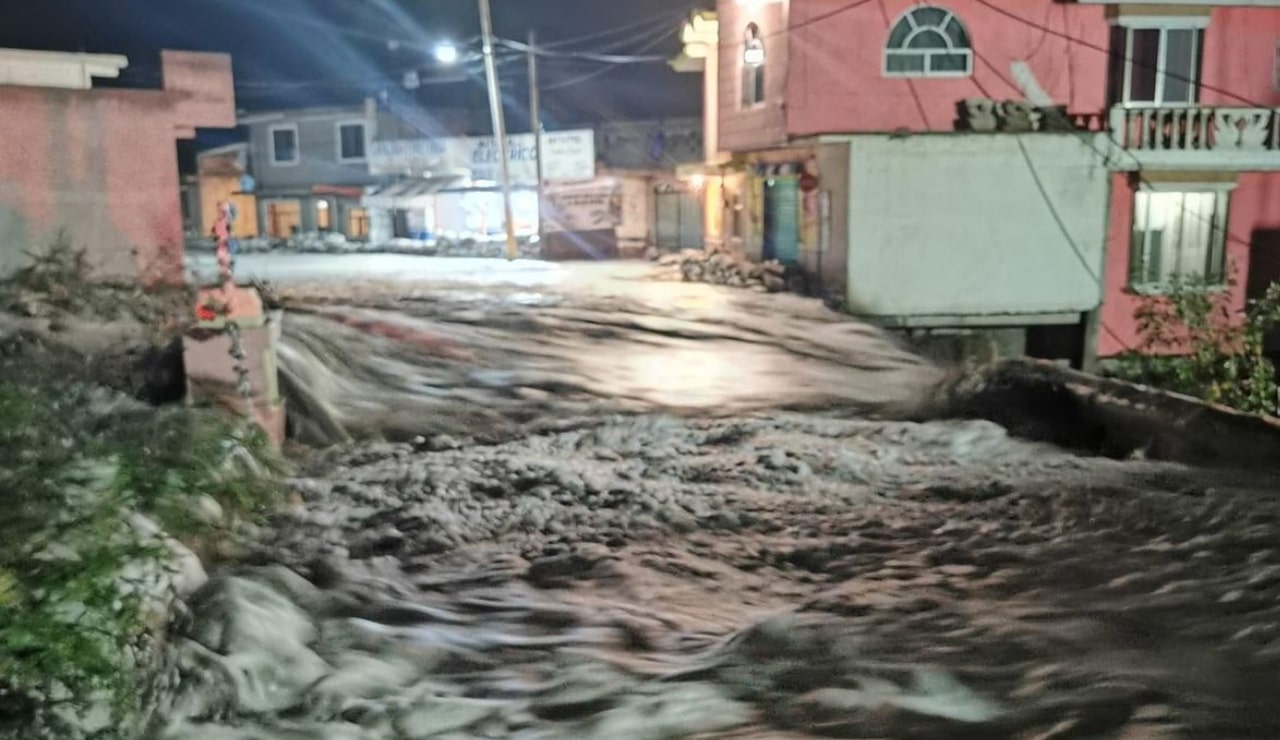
[361, 177, 463, 210]
[312, 184, 365, 200]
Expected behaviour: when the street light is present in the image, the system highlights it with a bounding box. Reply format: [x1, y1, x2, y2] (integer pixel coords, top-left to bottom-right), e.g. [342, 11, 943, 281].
[433, 41, 460, 65]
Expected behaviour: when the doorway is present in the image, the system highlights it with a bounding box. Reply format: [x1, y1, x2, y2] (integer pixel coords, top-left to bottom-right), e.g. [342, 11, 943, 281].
[763, 175, 799, 264]
[655, 188, 704, 251]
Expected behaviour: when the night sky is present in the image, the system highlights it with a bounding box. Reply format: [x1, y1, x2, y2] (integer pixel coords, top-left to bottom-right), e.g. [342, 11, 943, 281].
[0, 0, 705, 137]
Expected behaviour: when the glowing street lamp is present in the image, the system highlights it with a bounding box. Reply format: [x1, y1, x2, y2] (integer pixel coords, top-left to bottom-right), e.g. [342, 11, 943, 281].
[433, 41, 460, 65]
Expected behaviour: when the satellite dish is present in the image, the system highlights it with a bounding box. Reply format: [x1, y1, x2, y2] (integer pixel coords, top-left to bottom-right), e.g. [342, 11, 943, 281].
[239, 174, 256, 194]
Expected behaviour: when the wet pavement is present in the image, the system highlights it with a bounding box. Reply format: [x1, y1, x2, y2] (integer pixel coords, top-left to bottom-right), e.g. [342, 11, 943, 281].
[151, 258, 1280, 739]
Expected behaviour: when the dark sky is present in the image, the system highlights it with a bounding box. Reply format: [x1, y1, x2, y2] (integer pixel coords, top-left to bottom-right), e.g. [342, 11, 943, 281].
[0, 0, 705, 135]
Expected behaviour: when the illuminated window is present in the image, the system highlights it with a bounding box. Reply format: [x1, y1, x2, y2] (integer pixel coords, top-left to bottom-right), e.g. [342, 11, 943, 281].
[266, 199, 302, 238]
[884, 6, 972, 78]
[741, 24, 765, 108]
[1130, 190, 1228, 289]
[316, 199, 332, 230]
[270, 124, 299, 165]
[348, 208, 371, 240]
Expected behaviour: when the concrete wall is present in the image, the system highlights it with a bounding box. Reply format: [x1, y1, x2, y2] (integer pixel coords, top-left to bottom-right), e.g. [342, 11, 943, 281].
[843, 133, 1110, 322]
[715, 0, 790, 152]
[0, 51, 235, 286]
[784, 0, 1108, 135]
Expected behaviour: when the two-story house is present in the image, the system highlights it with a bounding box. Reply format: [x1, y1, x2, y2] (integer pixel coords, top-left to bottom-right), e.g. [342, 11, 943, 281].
[237, 99, 471, 241]
[681, 0, 1280, 368]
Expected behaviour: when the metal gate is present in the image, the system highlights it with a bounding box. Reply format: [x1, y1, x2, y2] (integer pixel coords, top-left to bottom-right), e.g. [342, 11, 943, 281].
[655, 189, 704, 251]
[763, 176, 800, 264]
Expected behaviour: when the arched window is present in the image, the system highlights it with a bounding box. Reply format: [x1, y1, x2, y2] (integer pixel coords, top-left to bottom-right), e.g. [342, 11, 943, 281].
[741, 24, 766, 107]
[884, 6, 973, 77]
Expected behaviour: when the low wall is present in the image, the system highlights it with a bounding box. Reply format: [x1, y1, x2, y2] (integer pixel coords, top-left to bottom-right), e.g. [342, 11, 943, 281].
[929, 358, 1280, 470]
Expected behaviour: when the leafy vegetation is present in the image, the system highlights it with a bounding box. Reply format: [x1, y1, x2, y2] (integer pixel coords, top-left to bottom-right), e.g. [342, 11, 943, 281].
[0, 381, 280, 738]
[1112, 275, 1280, 417]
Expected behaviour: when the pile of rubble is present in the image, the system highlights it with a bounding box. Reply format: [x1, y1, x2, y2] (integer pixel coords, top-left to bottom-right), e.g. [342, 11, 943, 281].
[653, 248, 799, 293]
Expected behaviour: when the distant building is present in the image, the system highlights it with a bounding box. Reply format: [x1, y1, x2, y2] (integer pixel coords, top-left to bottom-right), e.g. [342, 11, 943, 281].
[680, 1, 1280, 368]
[0, 48, 236, 286]
[232, 100, 471, 241]
[596, 118, 705, 253]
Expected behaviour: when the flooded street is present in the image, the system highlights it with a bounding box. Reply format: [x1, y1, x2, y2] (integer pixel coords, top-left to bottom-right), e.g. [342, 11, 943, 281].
[154, 259, 1280, 739]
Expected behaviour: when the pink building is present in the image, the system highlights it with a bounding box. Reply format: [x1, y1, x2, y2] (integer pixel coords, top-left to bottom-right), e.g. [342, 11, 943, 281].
[0, 49, 236, 287]
[684, 0, 1280, 367]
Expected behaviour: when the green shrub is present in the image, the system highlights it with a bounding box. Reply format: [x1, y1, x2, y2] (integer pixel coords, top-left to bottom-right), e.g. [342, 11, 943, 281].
[0, 382, 280, 737]
[1113, 276, 1280, 417]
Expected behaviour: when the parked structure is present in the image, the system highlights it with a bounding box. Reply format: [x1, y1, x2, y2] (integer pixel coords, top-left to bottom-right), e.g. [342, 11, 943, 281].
[0, 48, 235, 286]
[678, 1, 1280, 368]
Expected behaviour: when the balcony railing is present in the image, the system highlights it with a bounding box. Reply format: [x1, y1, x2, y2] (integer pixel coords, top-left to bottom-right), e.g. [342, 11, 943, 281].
[1109, 105, 1280, 154]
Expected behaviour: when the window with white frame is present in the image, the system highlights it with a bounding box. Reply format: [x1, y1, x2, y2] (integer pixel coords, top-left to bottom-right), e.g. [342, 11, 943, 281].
[270, 125, 299, 165]
[337, 122, 367, 162]
[1129, 189, 1228, 289]
[741, 24, 765, 108]
[1109, 23, 1204, 106]
[884, 6, 972, 77]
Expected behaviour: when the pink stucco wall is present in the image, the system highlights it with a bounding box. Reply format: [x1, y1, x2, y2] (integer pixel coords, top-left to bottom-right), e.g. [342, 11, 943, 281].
[1097, 7, 1280, 358]
[1201, 8, 1280, 109]
[717, 0, 791, 152]
[782, 0, 1110, 135]
[0, 51, 234, 287]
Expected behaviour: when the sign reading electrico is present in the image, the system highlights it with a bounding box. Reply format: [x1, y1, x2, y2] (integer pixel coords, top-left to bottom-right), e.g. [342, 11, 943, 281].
[369, 130, 595, 184]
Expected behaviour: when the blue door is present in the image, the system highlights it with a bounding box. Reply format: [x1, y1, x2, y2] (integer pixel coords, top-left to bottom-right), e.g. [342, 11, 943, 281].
[763, 176, 799, 264]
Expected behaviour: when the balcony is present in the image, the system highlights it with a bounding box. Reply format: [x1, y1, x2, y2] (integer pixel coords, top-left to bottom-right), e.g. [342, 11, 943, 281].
[1108, 106, 1280, 171]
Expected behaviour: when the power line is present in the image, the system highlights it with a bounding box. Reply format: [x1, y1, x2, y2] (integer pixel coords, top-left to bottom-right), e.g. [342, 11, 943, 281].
[497, 38, 672, 64]
[542, 11, 688, 49]
[543, 25, 681, 92]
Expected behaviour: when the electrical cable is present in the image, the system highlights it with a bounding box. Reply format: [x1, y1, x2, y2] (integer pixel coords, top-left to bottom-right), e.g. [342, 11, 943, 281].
[541, 11, 688, 49]
[542, 25, 681, 91]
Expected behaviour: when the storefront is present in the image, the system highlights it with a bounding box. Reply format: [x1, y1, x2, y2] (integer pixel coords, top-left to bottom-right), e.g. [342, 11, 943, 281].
[364, 130, 597, 246]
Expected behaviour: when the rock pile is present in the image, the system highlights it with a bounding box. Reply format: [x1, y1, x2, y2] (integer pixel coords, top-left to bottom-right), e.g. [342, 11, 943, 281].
[653, 249, 799, 293]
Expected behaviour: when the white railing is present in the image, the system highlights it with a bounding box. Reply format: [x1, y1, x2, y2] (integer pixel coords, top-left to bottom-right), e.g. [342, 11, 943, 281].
[1109, 106, 1280, 153]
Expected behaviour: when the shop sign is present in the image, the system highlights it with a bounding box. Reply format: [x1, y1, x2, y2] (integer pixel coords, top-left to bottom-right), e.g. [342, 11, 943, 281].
[369, 130, 596, 184]
[543, 179, 622, 233]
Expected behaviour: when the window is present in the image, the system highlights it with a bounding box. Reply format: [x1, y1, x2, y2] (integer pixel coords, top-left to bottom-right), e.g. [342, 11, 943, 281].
[741, 24, 765, 108]
[337, 122, 367, 162]
[316, 199, 332, 230]
[884, 6, 972, 77]
[348, 208, 371, 240]
[1110, 24, 1204, 106]
[270, 125, 299, 166]
[1130, 190, 1228, 289]
[266, 199, 302, 238]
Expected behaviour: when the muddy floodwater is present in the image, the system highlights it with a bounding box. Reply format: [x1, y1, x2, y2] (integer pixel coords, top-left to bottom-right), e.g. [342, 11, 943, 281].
[152, 261, 1280, 739]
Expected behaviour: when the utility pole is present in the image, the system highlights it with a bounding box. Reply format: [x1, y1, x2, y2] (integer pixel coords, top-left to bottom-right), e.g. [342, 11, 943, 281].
[528, 29, 545, 247]
[477, 0, 518, 261]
